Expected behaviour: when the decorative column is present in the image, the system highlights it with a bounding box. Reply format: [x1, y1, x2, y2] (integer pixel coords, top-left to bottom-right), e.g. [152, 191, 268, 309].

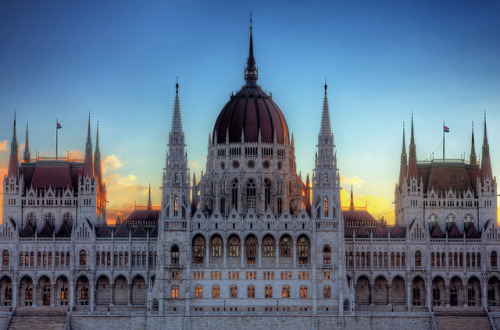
[406, 283, 411, 311]
[51, 283, 56, 307]
[32, 283, 38, 307]
[369, 283, 373, 306]
[387, 284, 391, 305]
[445, 285, 450, 307]
[128, 283, 132, 306]
[462, 285, 468, 308]
[110, 283, 115, 306]
[90, 281, 95, 311]
[13, 279, 18, 308]
[69, 281, 75, 310]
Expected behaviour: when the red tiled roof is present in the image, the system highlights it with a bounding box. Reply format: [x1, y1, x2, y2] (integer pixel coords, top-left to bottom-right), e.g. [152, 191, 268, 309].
[373, 222, 386, 237]
[56, 222, 71, 237]
[97, 222, 111, 237]
[132, 222, 147, 237]
[430, 223, 445, 238]
[38, 221, 53, 237]
[20, 223, 35, 237]
[114, 222, 129, 237]
[30, 164, 73, 189]
[356, 224, 369, 238]
[448, 223, 462, 238]
[343, 210, 377, 227]
[391, 223, 405, 238]
[124, 209, 160, 222]
[418, 162, 480, 196]
[466, 223, 480, 238]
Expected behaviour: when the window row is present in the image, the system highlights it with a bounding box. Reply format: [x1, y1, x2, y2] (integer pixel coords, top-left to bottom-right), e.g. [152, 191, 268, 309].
[172, 285, 332, 299]
[19, 251, 70, 267]
[346, 251, 406, 268]
[95, 251, 156, 267]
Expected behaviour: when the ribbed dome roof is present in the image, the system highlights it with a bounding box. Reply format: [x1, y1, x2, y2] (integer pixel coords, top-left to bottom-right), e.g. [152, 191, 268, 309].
[212, 18, 289, 145]
[213, 85, 289, 145]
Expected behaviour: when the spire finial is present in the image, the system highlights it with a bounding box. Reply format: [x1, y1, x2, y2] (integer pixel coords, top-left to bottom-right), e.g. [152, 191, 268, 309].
[244, 13, 258, 84]
[8, 111, 19, 179]
[23, 121, 30, 162]
[349, 185, 355, 211]
[324, 77, 327, 94]
[176, 76, 179, 94]
[147, 182, 152, 210]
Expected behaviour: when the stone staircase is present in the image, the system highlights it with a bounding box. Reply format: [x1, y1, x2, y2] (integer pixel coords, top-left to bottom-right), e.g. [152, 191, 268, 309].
[8, 306, 67, 330]
[434, 307, 492, 330]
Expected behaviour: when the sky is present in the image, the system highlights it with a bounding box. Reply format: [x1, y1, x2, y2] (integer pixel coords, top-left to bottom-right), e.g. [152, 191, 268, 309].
[1, 0, 500, 224]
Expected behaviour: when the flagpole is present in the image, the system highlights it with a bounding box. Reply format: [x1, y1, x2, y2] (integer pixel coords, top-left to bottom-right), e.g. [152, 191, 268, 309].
[56, 118, 58, 160]
[443, 121, 445, 160]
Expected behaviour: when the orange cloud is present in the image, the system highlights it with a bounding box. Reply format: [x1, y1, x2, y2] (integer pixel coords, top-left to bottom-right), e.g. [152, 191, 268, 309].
[0, 140, 7, 152]
[102, 154, 123, 174]
[340, 175, 365, 187]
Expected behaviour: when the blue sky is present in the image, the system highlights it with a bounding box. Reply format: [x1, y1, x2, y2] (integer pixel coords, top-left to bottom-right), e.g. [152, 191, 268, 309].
[1, 1, 499, 222]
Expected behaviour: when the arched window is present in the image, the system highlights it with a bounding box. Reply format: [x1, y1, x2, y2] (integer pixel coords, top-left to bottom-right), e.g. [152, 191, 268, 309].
[230, 285, 237, 298]
[171, 285, 179, 298]
[66, 252, 70, 266]
[79, 250, 86, 266]
[245, 235, 257, 264]
[279, 235, 292, 258]
[323, 246, 331, 264]
[246, 179, 256, 212]
[298, 236, 310, 264]
[248, 285, 255, 298]
[212, 285, 220, 298]
[96, 252, 100, 266]
[324, 197, 329, 217]
[402, 252, 406, 266]
[211, 236, 223, 257]
[265, 285, 273, 298]
[282, 285, 290, 298]
[2, 250, 9, 266]
[171, 245, 180, 264]
[232, 179, 238, 210]
[492, 251, 497, 267]
[195, 285, 203, 298]
[193, 236, 205, 264]
[228, 236, 240, 257]
[262, 235, 274, 257]
[431, 252, 435, 267]
[264, 179, 272, 211]
[415, 250, 422, 267]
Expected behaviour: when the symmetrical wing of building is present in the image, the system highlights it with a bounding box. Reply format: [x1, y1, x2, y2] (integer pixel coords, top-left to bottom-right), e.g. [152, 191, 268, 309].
[0, 23, 499, 318]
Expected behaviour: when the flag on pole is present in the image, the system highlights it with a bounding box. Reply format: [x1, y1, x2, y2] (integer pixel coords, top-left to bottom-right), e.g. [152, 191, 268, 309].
[444, 125, 449, 133]
[57, 122, 62, 129]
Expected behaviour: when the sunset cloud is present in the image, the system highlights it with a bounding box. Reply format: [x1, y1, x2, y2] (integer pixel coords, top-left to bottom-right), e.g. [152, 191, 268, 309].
[102, 154, 123, 174]
[0, 140, 7, 152]
[340, 189, 394, 224]
[340, 175, 365, 187]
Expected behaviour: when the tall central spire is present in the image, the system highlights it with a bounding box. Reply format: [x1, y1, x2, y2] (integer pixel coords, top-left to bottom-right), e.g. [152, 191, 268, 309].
[171, 78, 183, 134]
[481, 113, 492, 180]
[398, 123, 407, 187]
[470, 122, 477, 165]
[244, 13, 258, 85]
[83, 112, 94, 179]
[407, 114, 418, 180]
[23, 121, 30, 162]
[8, 112, 19, 179]
[319, 80, 332, 137]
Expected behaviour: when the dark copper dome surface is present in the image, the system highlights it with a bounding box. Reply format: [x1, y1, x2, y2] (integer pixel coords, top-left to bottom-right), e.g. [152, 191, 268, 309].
[213, 84, 289, 145]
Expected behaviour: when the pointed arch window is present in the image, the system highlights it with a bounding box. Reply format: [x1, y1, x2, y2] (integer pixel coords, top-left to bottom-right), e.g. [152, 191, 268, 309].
[228, 236, 240, 257]
[323, 246, 331, 264]
[193, 236, 205, 264]
[262, 235, 274, 258]
[324, 197, 329, 217]
[173, 196, 179, 217]
[279, 235, 292, 258]
[491, 251, 497, 267]
[277, 198, 282, 214]
[247, 179, 256, 212]
[264, 179, 272, 211]
[211, 236, 223, 257]
[245, 235, 257, 264]
[26, 213, 37, 228]
[171, 245, 180, 265]
[44, 213, 55, 228]
[232, 179, 238, 210]
[415, 250, 422, 267]
[298, 236, 310, 264]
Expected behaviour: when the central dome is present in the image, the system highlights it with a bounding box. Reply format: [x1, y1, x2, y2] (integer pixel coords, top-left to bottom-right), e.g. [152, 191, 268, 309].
[212, 22, 289, 145]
